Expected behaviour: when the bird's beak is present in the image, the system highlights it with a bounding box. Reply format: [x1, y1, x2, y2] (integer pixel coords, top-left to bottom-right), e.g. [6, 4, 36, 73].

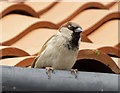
[75, 27, 82, 33]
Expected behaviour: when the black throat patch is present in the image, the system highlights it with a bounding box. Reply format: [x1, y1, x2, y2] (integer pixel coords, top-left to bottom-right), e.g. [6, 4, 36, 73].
[65, 32, 80, 50]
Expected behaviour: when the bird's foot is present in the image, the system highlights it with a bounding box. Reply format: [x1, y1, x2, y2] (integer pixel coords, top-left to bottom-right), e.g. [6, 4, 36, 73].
[45, 67, 54, 79]
[71, 69, 78, 78]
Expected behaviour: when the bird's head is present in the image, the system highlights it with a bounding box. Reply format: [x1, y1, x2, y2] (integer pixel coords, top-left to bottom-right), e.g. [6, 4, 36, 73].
[59, 22, 82, 38]
[59, 22, 82, 49]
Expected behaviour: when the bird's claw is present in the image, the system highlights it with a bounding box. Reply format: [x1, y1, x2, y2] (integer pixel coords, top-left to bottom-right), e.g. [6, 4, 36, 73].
[71, 69, 78, 78]
[45, 67, 54, 79]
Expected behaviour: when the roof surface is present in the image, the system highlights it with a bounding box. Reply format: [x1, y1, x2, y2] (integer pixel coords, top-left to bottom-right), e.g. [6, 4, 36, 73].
[0, 0, 120, 74]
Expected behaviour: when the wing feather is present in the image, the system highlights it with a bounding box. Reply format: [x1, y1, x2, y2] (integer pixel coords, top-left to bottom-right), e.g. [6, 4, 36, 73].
[31, 35, 55, 68]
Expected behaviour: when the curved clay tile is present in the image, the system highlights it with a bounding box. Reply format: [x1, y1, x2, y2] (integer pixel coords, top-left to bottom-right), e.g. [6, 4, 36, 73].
[79, 42, 112, 50]
[110, 1, 119, 10]
[13, 32, 91, 55]
[83, 11, 119, 35]
[40, 2, 108, 25]
[105, 1, 118, 8]
[79, 42, 120, 57]
[1, 14, 58, 45]
[111, 57, 120, 68]
[88, 20, 119, 46]
[71, 10, 119, 35]
[11, 28, 57, 55]
[77, 49, 120, 74]
[0, 2, 39, 18]
[24, 1, 59, 16]
[0, 46, 30, 58]
[57, 1, 118, 26]
[0, 56, 35, 67]
[10, 29, 91, 55]
[115, 43, 120, 48]
[81, 33, 92, 43]
[15, 56, 35, 67]
[98, 46, 120, 58]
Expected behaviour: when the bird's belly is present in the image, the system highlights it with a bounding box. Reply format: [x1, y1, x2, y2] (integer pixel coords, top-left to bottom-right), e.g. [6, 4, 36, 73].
[38, 45, 78, 70]
[53, 54, 77, 70]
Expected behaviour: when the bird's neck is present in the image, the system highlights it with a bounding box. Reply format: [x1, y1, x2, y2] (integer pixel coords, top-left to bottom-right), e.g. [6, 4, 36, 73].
[67, 33, 80, 50]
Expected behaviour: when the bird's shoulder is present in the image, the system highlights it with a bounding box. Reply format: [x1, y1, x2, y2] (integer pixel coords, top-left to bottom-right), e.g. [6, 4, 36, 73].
[38, 35, 55, 55]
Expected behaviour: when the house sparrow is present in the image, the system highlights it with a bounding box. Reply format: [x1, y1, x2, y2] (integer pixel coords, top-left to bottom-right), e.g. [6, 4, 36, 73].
[31, 22, 82, 78]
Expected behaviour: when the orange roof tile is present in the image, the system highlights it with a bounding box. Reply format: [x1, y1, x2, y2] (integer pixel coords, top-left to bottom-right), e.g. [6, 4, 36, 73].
[0, 1, 119, 74]
[98, 46, 120, 58]
[0, 2, 39, 18]
[57, 1, 118, 26]
[0, 56, 35, 67]
[11, 28, 57, 55]
[40, 2, 86, 24]
[24, 1, 58, 15]
[110, 1, 119, 10]
[39, 1, 118, 26]
[77, 49, 120, 74]
[79, 42, 120, 57]
[88, 20, 119, 46]
[111, 57, 120, 68]
[115, 43, 120, 48]
[71, 10, 119, 35]
[1, 14, 58, 45]
[0, 46, 30, 58]
[79, 42, 111, 50]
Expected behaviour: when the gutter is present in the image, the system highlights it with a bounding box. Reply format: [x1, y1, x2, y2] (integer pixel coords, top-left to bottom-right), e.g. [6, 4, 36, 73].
[1, 66, 119, 91]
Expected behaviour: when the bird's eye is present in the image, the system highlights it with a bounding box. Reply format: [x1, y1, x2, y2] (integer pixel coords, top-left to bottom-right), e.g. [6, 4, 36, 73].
[68, 26, 74, 31]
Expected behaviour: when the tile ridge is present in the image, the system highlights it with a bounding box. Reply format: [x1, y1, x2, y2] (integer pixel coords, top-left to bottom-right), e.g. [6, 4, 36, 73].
[98, 46, 120, 58]
[83, 11, 120, 35]
[57, 2, 110, 26]
[77, 49, 120, 74]
[1, 3, 39, 18]
[1, 21, 58, 46]
[38, 1, 59, 16]
[0, 46, 30, 58]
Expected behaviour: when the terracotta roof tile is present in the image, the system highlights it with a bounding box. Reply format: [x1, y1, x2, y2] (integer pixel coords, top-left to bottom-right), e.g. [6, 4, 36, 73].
[77, 49, 120, 74]
[110, 1, 119, 10]
[88, 20, 119, 46]
[57, 1, 118, 26]
[0, 56, 35, 67]
[0, 1, 119, 74]
[1, 14, 58, 45]
[81, 34, 92, 43]
[40, 1, 118, 26]
[40, 2, 86, 24]
[0, 46, 30, 58]
[72, 10, 119, 35]
[115, 43, 120, 48]
[10, 30, 91, 56]
[40, 1, 110, 25]
[11, 28, 57, 55]
[79, 42, 111, 50]
[0, 1, 60, 18]
[0, 2, 39, 18]
[79, 42, 120, 58]
[98, 46, 120, 58]
[24, 1, 58, 15]
[101, 1, 118, 8]
[111, 57, 120, 68]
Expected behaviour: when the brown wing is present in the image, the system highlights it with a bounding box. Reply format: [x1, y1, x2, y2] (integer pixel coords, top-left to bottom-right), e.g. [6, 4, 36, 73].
[31, 56, 39, 68]
[31, 35, 55, 68]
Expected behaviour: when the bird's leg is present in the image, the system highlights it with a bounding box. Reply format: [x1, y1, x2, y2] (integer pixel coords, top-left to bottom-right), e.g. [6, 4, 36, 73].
[45, 67, 54, 79]
[71, 69, 78, 78]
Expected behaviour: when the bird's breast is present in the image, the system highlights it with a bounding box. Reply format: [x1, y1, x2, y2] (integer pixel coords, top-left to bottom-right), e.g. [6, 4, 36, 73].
[36, 35, 79, 70]
[49, 36, 79, 70]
